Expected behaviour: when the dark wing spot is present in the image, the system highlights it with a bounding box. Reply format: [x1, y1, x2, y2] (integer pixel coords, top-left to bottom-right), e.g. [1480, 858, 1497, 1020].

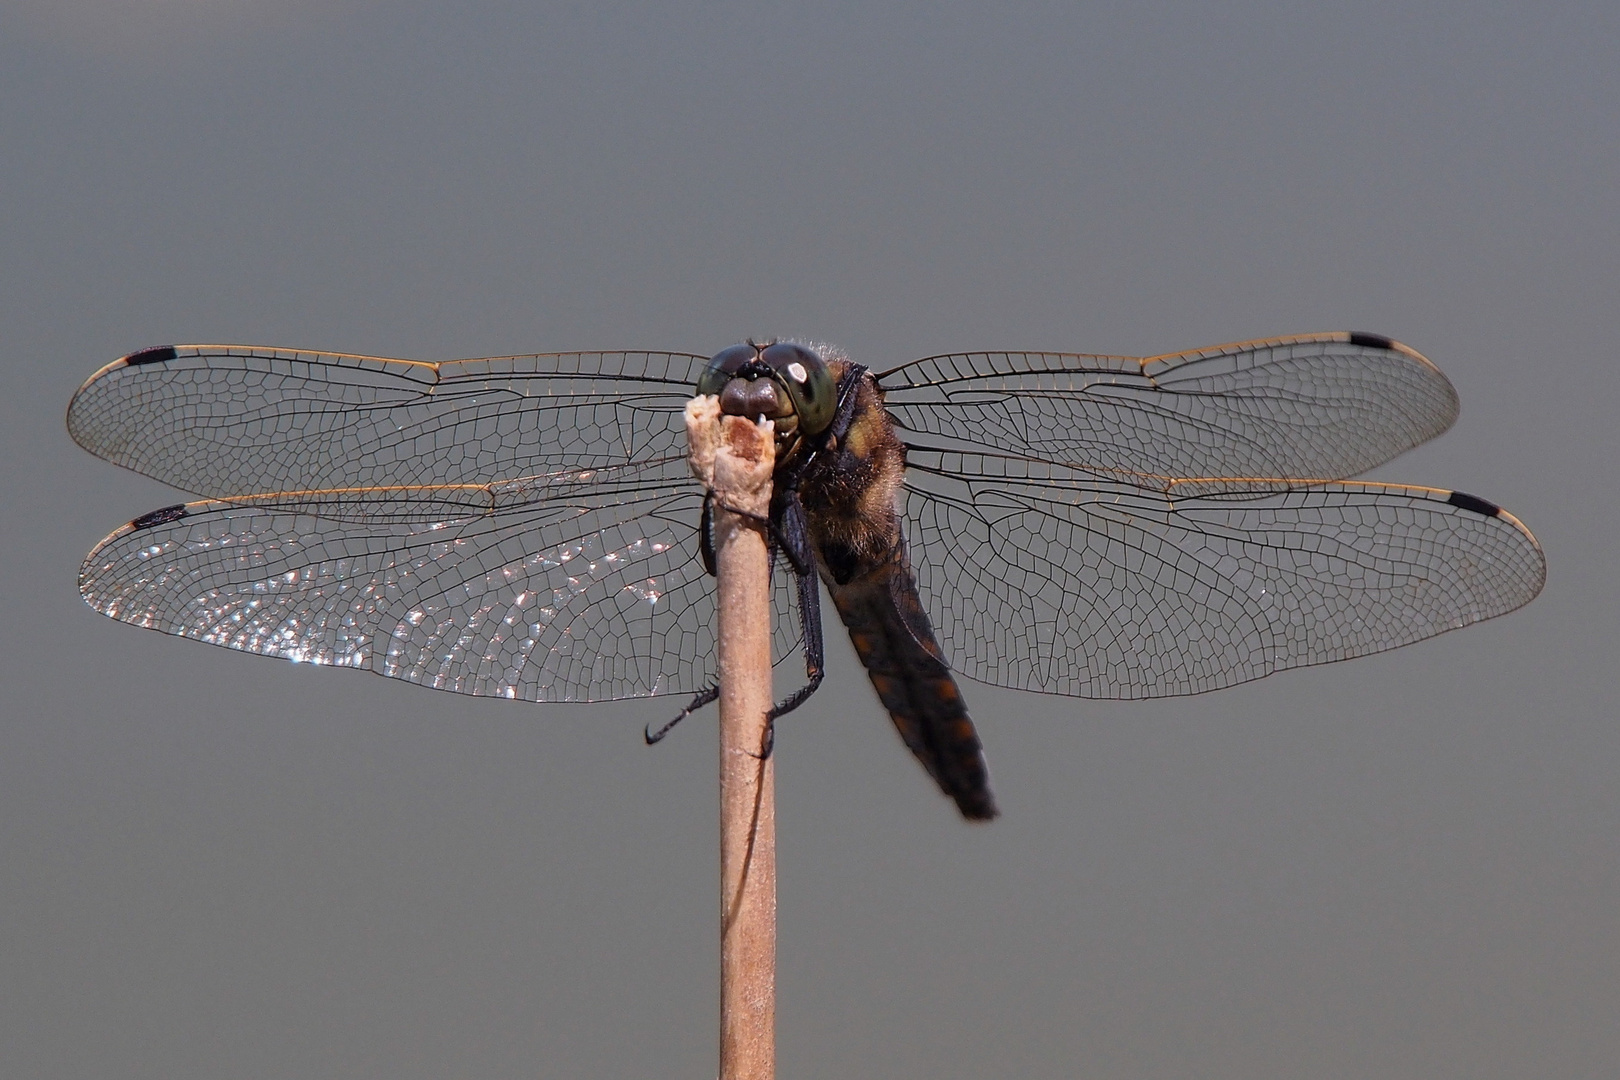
[1447, 490, 1501, 518]
[130, 504, 189, 530]
[123, 346, 179, 366]
[1347, 331, 1395, 350]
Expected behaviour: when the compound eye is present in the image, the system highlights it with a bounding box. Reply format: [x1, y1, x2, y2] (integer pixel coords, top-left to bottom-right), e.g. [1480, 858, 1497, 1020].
[760, 343, 835, 435]
[696, 344, 757, 397]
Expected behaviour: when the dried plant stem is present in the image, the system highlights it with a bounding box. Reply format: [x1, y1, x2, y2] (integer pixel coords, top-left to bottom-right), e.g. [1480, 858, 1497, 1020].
[687, 398, 777, 1080]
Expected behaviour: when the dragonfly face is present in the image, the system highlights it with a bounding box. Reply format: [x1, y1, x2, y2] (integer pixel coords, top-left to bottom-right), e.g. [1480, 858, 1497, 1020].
[696, 341, 838, 454]
[67, 334, 1546, 819]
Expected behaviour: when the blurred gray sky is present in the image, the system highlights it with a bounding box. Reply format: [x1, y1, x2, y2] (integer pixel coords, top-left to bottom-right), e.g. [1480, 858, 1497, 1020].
[3, 2, 1616, 1077]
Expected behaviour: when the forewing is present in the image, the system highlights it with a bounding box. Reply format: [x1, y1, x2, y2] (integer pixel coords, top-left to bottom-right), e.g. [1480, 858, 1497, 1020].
[880, 333, 1460, 486]
[66, 345, 709, 497]
[902, 451, 1545, 698]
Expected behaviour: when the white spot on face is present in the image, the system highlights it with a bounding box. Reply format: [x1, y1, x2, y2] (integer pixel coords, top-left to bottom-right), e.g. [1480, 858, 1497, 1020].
[787, 362, 807, 383]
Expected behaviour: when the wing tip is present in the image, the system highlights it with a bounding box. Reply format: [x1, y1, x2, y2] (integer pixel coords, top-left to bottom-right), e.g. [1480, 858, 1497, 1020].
[68, 347, 180, 421]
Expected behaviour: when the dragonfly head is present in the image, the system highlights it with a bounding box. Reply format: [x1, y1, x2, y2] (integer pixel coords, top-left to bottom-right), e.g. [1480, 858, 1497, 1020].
[696, 341, 837, 451]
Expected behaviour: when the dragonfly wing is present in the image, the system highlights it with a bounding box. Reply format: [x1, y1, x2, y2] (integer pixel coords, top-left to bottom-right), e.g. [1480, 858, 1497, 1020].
[880, 333, 1459, 485]
[66, 345, 710, 497]
[73, 345, 810, 700]
[901, 451, 1546, 699]
[80, 464, 728, 700]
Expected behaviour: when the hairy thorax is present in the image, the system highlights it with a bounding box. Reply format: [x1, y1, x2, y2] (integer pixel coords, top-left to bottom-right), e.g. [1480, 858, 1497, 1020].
[792, 361, 908, 586]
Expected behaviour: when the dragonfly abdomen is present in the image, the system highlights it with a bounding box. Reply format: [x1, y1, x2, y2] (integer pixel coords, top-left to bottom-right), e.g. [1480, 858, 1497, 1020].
[822, 551, 997, 821]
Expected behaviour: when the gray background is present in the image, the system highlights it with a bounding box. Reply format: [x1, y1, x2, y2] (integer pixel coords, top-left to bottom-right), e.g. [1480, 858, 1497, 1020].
[4, 2, 1615, 1077]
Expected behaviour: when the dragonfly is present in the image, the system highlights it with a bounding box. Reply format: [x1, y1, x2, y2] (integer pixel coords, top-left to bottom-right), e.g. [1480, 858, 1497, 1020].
[68, 333, 1546, 819]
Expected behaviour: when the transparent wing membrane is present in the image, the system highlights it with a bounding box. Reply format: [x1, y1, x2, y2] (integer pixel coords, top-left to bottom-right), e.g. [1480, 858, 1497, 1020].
[67, 345, 711, 497]
[902, 454, 1544, 698]
[80, 481, 807, 702]
[72, 335, 1541, 707]
[880, 333, 1540, 696]
[880, 333, 1459, 489]
[71, 347, 804, 701]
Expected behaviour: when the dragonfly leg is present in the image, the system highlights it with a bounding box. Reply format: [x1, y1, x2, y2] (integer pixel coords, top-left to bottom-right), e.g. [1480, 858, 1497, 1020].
[684, 491, 828, 760]
[699, 494, 716, 576]
[700, 492, 775, 577]
[748, 563, 828, 760]
[779, 559, 825, 715]
[644, 685, 719, 744]
[771, 488, 816, 577]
